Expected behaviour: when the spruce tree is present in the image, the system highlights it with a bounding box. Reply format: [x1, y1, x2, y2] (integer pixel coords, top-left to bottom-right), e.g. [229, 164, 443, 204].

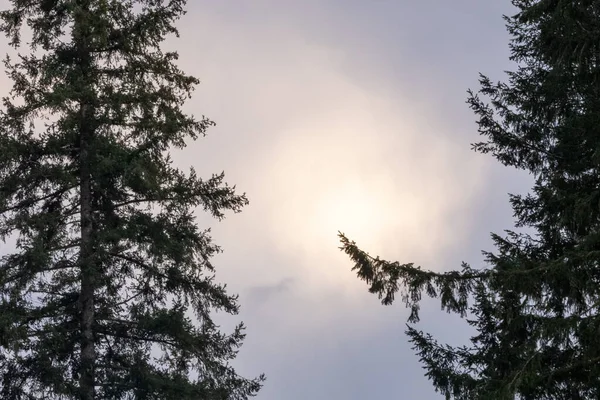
[0, 0, 263, 398]
[340, 1, 600, 398]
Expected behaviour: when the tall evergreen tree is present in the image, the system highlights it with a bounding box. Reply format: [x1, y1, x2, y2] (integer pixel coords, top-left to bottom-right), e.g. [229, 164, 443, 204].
[340, 1, 600, 398]
[0, 0, 263, 398]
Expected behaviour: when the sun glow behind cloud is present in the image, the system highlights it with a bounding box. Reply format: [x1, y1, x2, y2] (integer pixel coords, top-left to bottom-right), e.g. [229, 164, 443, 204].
[125, 5, 495, 356]
[169, 6, 490, 301]
[254, 96, 485, 294]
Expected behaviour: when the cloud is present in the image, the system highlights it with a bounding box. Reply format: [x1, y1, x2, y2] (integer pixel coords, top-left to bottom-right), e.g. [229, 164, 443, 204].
[246, 278, 296, 307]
[171, 6, 488, 291]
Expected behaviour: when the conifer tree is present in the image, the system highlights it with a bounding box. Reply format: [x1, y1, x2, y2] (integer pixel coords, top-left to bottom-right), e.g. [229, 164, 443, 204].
[341, 1, 600, 398]
[0, 0, 263, 398]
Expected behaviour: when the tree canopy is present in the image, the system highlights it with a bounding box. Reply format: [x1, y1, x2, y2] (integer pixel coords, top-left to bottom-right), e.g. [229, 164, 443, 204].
[341, 1, 600, 398]
[0, 0, 263, 398]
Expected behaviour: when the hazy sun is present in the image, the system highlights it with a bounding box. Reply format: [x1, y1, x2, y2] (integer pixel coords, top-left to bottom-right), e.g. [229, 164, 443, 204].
[313, 179, 386, 244]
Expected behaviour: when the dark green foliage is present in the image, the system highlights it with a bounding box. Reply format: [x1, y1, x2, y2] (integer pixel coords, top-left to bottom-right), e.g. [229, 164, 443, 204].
[340, 1, 600, 398]
[0, 0, 263, 398]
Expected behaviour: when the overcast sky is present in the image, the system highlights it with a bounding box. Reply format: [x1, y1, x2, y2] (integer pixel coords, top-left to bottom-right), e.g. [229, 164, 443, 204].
[0, 1, 534, 398]
[172, 1, 533, 399]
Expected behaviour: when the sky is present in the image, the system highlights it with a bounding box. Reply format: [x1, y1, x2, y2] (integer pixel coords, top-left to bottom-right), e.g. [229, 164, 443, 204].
[171, 1, 531, 399]
[0, 1, 535, 398]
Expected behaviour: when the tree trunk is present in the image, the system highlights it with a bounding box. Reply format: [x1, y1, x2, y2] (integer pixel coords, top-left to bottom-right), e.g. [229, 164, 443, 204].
[79, 101, 95, 400]
[75, 2, 95, 398]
